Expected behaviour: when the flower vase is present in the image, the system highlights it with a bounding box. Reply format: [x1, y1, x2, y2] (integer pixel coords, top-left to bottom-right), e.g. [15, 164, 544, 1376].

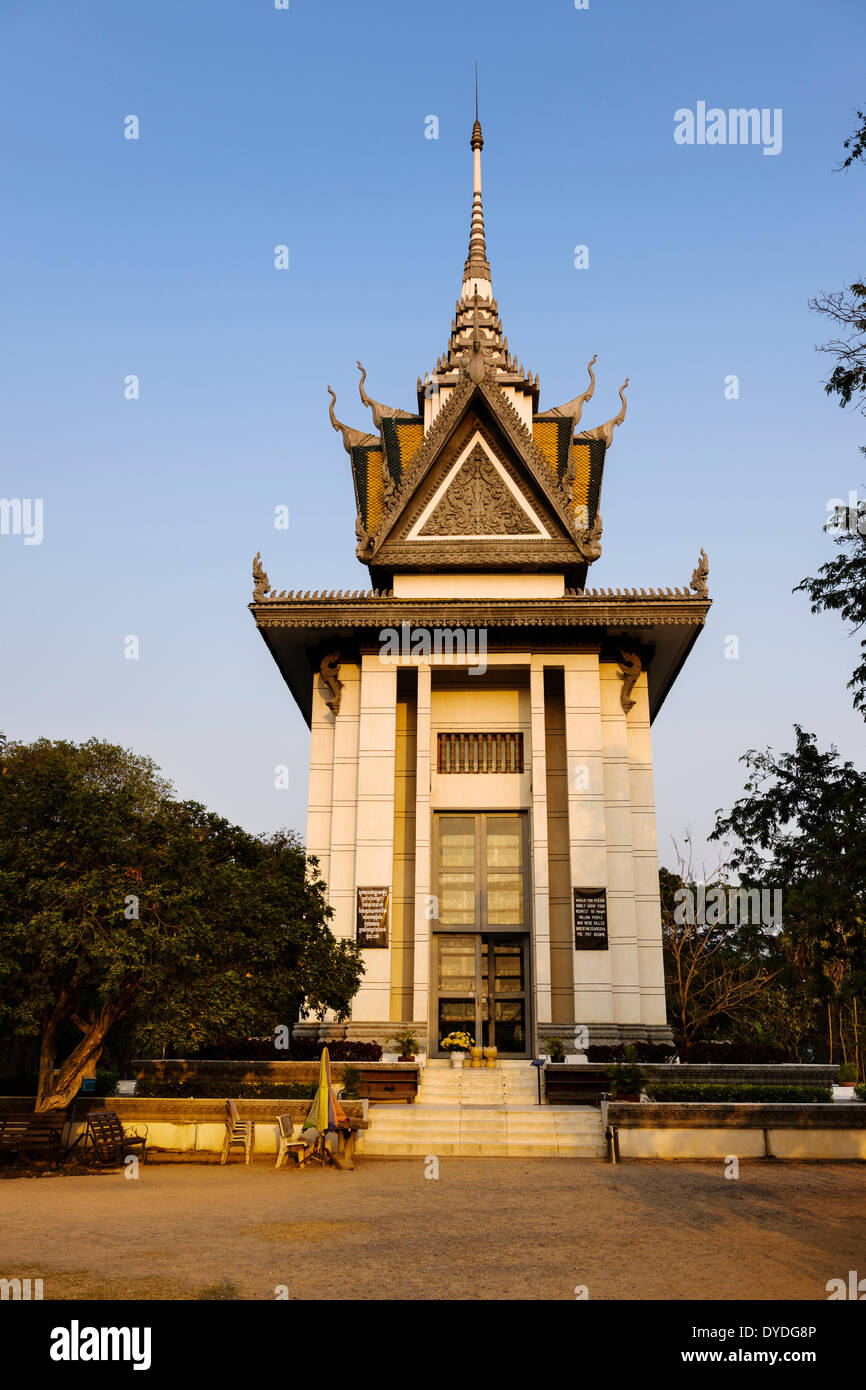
[450, 1052, 465, 1069]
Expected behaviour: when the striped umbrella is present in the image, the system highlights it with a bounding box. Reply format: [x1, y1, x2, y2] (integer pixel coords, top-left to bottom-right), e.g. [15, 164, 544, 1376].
[303, 1046, 348, 1135]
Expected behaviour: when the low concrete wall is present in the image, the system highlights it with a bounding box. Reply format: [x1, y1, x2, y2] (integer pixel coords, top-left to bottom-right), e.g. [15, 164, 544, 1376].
[133, 1060, 419, 1085]
[0, 1097, 368, 1158]
[609, 1102, 866, 1160]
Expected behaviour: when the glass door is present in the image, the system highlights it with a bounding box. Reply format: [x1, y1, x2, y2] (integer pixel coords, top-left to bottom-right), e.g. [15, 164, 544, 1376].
[433, 813, 531, 1057]
[480, 935, 528, 1053]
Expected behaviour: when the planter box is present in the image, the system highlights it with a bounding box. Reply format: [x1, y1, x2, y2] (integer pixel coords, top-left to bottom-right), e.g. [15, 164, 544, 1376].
[544, 1067, 609, 1106]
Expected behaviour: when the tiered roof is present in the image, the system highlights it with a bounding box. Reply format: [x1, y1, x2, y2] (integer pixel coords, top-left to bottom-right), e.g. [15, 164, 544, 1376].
[326, 115, 631, 585]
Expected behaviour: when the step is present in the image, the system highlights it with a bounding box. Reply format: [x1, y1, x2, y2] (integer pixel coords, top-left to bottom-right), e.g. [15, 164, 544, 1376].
[355, 1103, 606, 1158]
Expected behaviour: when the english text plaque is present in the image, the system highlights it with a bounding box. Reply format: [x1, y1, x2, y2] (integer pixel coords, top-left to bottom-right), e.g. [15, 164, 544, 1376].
[573, 888, 608, 950]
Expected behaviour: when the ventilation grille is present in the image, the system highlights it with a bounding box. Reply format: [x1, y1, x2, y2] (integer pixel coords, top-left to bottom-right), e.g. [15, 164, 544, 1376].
[437, 732, 525, 774]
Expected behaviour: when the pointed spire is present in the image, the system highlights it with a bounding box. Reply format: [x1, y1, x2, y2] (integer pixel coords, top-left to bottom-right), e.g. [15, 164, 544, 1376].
[462, 68, 491, 291]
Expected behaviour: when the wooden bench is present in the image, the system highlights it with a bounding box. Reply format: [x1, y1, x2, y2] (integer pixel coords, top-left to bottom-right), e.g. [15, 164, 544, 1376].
[0, 1112, 66, 1156]
[84, 1110, 148, 1165]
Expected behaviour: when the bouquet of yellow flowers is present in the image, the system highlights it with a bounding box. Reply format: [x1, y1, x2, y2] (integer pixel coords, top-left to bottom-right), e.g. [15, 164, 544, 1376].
[440, 1031, 474, 1052]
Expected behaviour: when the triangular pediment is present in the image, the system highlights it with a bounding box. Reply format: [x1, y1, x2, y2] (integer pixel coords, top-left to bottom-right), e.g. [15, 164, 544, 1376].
[408, 435, 549, 541]
[367, 374, 596, 581]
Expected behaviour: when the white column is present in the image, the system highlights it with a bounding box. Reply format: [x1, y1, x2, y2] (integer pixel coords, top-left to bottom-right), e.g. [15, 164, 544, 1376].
[305, 672, 335, 884]
[563, 652, 610, 1025]
[529, 660, 551, 1026]
[412, 663, 432, 1034]
[351, 654, 398, 1023]
[600, 663, 641, 1024]
[326, 662, 361, 942]
[627, 671, 668, 1025]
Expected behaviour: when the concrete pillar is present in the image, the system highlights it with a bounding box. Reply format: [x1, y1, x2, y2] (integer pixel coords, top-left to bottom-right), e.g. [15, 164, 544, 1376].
[412, 663, 432, 1035]
[600, 662, 641, 1024]
[351, 654, 398, 1022]
[627, 670, 668, 1025]
[326, 661, 361, 943]
[306, 670, 335, 884]
[563, 652, 610, 1026]
[529, 659, 552, 1026]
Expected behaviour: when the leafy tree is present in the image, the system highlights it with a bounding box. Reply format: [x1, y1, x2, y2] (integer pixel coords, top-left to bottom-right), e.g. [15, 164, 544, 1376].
[837, 108, 866, 170]
[659, 852, 778, 1053]
[710, 728, 866, 1068]
[0, 737, 363, 1110]
[795, 527, 866, 720]
[800, 108, 866, 719]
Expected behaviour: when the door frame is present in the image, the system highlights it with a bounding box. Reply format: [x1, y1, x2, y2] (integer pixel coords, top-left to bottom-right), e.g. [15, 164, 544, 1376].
[430, 810, 532, 1058]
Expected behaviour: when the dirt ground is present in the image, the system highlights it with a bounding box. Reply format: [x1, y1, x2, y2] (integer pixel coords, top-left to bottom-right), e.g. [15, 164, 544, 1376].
[1, 1157, 863, 1301]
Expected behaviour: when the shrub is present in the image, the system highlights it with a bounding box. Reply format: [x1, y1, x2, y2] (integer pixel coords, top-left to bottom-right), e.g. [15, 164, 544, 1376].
[587, 1043, 677, 1064]
[0, 1070, 118, 1097]
[683, 1041, 790, 1064]
[606, 1045, 647, 1097]
[854, 1083, 866, 1102]
[134, 1079, 318, 1100]
[644, 1083, 832, 1103]
[838, 1062, 858, 1083]
[341, 1066, 361, 1098]
[158, 1037, 382, 1062]
[542, 1037, 567, 1063]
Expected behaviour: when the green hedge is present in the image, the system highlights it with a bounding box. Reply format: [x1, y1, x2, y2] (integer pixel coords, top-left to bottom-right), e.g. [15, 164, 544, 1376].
[0, 1070, 119, 1097]
[855, 1083, 866, 1102]
[644, 1083, 833, 1104]
[134, 1079, 318, 1100]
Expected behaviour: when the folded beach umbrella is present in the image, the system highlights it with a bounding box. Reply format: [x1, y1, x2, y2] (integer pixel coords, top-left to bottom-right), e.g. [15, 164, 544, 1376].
[303, 1046, 348, 1134]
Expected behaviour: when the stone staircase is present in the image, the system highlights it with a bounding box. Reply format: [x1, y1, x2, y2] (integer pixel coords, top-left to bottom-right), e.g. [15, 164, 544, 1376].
[355, 1061, 607, 1159]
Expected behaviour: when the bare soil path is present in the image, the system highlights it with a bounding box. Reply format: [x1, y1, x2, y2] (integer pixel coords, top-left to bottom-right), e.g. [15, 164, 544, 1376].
[1, 1158, 863, 1300]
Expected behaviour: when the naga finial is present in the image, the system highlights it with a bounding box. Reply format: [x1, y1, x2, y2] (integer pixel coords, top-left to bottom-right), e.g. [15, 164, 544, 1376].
[354, 360, 413, 429]
[252, 550, 271, 602]
[547, 354, 597, 424]
[690, 548, 709, 599]
[327, 385, 378, 454]
[576, 377, 629, 449]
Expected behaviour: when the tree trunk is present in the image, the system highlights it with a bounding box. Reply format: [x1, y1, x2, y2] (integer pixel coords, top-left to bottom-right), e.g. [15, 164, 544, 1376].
[35, 989, 71, 1111]
[35, 990, 136, 1112]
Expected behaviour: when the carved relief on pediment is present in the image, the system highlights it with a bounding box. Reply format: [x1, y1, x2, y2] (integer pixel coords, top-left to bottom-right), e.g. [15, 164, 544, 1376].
[418, 443, 541, 537]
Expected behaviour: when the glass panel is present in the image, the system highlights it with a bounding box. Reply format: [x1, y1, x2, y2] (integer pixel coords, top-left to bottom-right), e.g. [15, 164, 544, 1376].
[493, 999, 525, 1052]
[491, 938, 524, 992]
[437, 935, 476, 993]
[486, 818, 522, 868]
[439, 817, 476, 867]
[438, 872, 476, 925]
[438, 999, 477, 1050]
[487, 873, 524, 925]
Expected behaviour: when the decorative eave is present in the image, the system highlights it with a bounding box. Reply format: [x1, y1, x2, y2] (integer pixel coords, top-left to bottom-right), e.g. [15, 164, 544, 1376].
[251, 590, 710, 628]
[250, 586, 710, 729]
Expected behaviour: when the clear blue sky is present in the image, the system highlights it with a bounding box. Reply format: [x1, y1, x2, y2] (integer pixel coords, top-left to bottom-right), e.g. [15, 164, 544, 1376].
[1, 0, 863, 871]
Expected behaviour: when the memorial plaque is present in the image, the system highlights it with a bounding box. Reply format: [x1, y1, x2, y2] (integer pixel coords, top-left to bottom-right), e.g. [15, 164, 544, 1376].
[356, 886, 389, 948]
[573, 888, 608, 949]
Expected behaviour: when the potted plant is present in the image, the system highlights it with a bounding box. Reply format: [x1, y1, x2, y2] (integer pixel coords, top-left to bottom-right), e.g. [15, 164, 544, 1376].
[440, 1031, 474, 1068]
[386, 1030, 419, 1062]
[605, 1044, 646, 1102]
[542, 1037, 567, 1064]
[838, 1062, 858, 1089]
